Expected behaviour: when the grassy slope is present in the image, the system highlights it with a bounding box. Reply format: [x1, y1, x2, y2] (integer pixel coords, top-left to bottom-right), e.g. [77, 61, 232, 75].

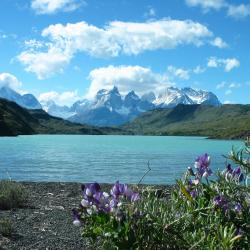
[0, 98, 124, 136]
[123, 104, 250, 139]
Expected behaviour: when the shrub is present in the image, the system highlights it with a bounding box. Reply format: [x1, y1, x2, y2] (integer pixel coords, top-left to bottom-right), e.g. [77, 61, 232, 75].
[0, 180, 27, 210]
[0, 218, 12, 237]
[73, 138, 250, 249]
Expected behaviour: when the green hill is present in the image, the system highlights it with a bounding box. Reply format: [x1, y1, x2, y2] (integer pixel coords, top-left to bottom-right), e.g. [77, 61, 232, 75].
[0, 98, 124, 136]
[123, 104, 250, 139]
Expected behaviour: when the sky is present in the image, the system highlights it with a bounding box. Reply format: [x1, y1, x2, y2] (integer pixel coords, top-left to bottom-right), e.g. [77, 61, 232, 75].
[0, 0, 250, 106]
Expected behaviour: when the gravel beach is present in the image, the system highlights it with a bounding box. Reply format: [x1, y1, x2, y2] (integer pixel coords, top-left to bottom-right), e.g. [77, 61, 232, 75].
[0, 182, 172, 250]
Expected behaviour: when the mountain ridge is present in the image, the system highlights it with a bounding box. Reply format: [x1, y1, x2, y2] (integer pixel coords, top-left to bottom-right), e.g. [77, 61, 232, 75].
[123, 104, 250, 139]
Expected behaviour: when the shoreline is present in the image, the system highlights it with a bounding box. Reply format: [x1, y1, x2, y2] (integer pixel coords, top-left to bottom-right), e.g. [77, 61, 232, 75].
[0, 133, 245, 140]
[0, 182, 172, 250]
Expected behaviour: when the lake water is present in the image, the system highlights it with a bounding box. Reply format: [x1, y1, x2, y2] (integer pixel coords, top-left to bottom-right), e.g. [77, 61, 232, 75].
[0, 135, 243, 184]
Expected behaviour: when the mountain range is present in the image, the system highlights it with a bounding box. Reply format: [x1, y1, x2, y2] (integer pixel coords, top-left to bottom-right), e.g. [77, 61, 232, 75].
[1, 97, 249, 139]
[0, 85, 221, 126]
[41, 86, 221, 126]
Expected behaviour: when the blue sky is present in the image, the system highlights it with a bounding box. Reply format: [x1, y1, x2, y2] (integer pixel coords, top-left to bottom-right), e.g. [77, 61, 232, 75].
[0, 0, 249, 105]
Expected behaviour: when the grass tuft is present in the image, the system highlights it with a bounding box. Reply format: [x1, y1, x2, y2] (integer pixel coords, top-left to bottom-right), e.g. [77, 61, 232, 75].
[0, 218, 12, 237]
[0, 180, 27, 210]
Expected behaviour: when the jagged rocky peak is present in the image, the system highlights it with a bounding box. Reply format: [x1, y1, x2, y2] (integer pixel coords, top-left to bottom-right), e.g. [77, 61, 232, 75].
[154, 86, 221, 108]
[22, 94, 42, 109]
[124, 90, 140, 107]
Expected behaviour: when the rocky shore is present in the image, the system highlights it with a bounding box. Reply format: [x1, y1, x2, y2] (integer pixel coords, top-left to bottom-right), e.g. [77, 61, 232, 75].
[0, 182, 172, 250]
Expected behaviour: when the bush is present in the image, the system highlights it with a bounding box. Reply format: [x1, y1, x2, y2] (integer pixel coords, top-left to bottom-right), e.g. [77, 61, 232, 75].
[73, 138, 250, 249]
[0, 218, 12, 237]
[0, 180, 27, 210]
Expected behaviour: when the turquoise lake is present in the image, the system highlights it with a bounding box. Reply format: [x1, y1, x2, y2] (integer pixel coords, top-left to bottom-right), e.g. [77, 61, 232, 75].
[0, 135, 243, 184]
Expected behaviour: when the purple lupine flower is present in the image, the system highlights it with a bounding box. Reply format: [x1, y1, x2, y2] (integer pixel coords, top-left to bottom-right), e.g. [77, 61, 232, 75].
[232, 167, 245, 182]
[213, 195, 228, 211]
[233, 167, 241, 176]
[84, 183, 101, 197]
[238, 173, 244, 182]
[111, 181, 126, 197]
[194, 153, 212, 178]
[226, 164, 233, 174]
[195, 153, 211, 169]
[190, 189, 198, 198]
[234, 203, 242, 213]
[124, 185, 134, 199]
[131, 193, 140, 202]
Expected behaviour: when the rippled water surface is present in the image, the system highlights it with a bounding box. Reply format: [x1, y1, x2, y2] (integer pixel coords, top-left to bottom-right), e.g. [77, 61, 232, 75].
[0, 135, 242, 184]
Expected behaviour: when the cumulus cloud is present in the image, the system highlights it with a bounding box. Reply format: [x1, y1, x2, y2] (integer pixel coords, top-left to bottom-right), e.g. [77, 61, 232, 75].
[18, 19, 224, 79]
[210, 37, 228, 48]
[0, 73, 22, 90]
[18, 46, 72, 80]
[39, 90, 80, 106]
[207, 57, 240, 72]
[167, 66, 190, 80]
[186, 0, 250, 19]
[216, 81, 241, 90]
[227, 4, 250, 19]
[31, 0, 85, 14]
[193, 65, 206, 74]
[185, 0, 226, 11]
[86, 65, 171, 99]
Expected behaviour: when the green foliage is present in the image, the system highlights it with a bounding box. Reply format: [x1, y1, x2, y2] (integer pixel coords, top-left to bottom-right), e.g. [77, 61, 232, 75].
[0, 218, 12, 237]
[0, 98, 125, 136]
[123, 104, 250, 139]
[75, 139, 250, 249]
[0, 180, 27, 210]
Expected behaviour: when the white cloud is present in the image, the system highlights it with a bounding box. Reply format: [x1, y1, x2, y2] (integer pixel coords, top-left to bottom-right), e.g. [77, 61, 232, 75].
[216, 82, 226, 89]
[193, 65, 206, 74]
[18, 47, 72, 79]
[225, 89, 232, 95]
[186, 0, 250, 19]
[227, 4, 250, 19]
[210, 37, 228, 48]
[229, 83, 241, 88]
[167, 65, 190, 80]
[18, 19, 224, 79]
[39, 90, 80, 106]
[31, 0, 85, 14]
[216, 82, 241, 90]
[207, 57, 240, 72]
[0, 73, 22, 90]
[86, 65, 171, 99]
[224, 100, 232, 104]
[185, 0, 226, 11]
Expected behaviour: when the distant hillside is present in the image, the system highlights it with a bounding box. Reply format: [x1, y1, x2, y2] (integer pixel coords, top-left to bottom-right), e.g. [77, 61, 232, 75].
[0, 98, 124, 136]
[123, 104, 250, 139]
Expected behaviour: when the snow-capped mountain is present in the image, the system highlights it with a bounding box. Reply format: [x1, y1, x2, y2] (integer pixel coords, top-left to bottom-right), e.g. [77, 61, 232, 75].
[0, 86, 42, 109]
[69, 87, 155, 126]
[0, 85, 220, 126]
[153, 87, 221, 108]
[40, 100, 76, 119]
[67, 86, 220, 126]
